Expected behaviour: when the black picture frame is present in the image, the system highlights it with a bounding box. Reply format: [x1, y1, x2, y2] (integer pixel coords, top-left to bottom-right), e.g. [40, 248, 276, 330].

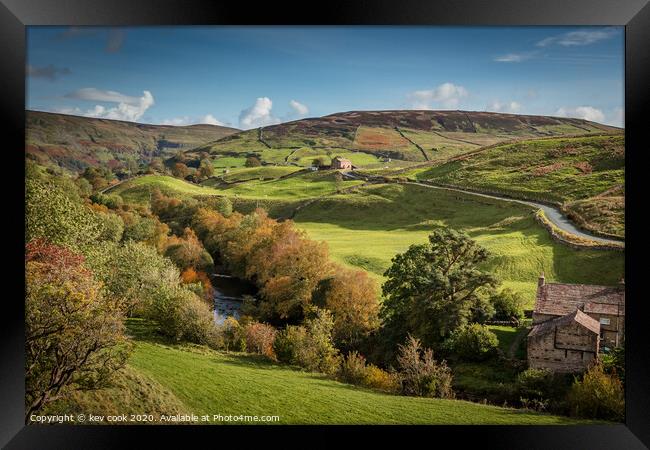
[2, 0, 649, 448]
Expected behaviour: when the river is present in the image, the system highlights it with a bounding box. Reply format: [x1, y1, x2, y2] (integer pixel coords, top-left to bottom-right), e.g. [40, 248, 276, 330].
[211, 273, 257, 324]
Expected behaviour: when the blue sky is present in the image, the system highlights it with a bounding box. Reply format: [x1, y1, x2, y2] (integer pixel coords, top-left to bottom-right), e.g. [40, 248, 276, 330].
[26, 26, 624, 129]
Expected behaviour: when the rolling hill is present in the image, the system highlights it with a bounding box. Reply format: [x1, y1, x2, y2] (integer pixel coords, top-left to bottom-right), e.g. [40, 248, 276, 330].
[403, 134, 625, 238]
[25, 110, 240, 173]
[187, 110, 620, 170]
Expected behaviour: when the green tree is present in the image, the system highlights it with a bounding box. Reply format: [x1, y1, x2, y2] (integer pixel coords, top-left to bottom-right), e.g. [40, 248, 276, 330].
[443, 323, 498, 361]
[26, 179, 103, 250]
[491, 288, 525, 322]
[380, 228, 497, 351]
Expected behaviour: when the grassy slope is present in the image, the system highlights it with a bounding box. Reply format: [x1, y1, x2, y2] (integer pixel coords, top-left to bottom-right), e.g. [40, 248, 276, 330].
[405, 134, 624, 238]
[114, 173, 364, 203]
[408, 134, 624, 201]
[293, 183, 624, 306]
[46, 319, 593, 424]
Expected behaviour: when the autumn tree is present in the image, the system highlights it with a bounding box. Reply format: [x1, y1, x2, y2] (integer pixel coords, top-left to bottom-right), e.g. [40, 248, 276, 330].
[172, 162, 190, 179]
[380, 228, 498, 352]
[197, 158, 214, 179]
[312, 267, 380, 349]
[164, 227, 214, 271]
[245, 156, 262, 167]
[25, 239, 128, 419]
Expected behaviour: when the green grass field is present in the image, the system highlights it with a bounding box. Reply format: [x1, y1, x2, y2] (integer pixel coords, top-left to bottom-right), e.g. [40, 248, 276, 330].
[112, 175, 624, 308]
[293, 183, 624, 306]
[113, 172, 364, 203]
[48, 319, 593, 425]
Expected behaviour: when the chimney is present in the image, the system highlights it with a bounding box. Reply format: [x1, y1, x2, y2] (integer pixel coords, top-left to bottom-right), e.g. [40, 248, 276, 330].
[538, 273, 545, 288]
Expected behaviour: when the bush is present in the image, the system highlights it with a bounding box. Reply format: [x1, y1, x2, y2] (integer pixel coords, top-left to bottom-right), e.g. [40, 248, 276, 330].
[443, 323, 499, 361]
[338, 351, 400, 394]
[272, 309, 341, 375]
[338, 351, 368, 385]
[245, 156, 262, 167]
[363, 365, 400, 393]
[601, 346, 625, 386]
[91, 192, 124, 210]
[396, 335, 454, 398]
[491, 288, 525, 322]
[149, 286, 218, 347]
[567, 362, 624, 421]
[95, 211, 125, 242]
[515, 368, 554, 405]
[244, 322, 277, 360]
[220, 317, 247, 352]
[273, 325, 307, 364]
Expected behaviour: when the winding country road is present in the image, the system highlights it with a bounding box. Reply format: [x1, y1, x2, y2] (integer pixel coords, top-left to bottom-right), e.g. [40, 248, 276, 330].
[340, 171, 623, 246]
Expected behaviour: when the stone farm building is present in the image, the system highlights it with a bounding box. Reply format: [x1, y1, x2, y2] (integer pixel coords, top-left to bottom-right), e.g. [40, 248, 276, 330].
[527, 274, 625, 373]
[330, 156, 352, 170]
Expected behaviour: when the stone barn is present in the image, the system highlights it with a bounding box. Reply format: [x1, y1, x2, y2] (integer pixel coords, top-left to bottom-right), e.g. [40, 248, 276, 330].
[528, 309, 600, 373]
[330, 156, 352, 170]
[527, 274, 625, 373]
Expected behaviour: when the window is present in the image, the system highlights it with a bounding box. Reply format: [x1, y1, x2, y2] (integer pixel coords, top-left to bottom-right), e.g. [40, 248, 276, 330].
[600, 318, 611, 325]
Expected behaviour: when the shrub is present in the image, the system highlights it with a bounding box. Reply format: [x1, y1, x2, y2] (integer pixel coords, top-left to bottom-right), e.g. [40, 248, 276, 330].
[338, 351, 368, 385]
[601, 346, 625, 386]
[363, 365, 400, 393]
[443, 323, 499, 361]
[149, 286, 218, 347]
[272, 309, 341, 375]
[338, 351, 400, 394]
[396, 335, 454, 398]
[273, 325, 307, 364]
[515, 368, 554, 406]
[95, 211, 125, 242]
[567, 362, 624, 421]
[221, 317, 247, 352]
[295, 309, 342, 375]
[491, 288, 525, 322]
[245, 322, 277, 360]
[90, 192, 124, 210]
[245, 156, 262, 167]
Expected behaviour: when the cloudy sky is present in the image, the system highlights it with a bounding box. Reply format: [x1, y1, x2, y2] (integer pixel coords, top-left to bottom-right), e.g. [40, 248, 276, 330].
[26, 26, 624, 129]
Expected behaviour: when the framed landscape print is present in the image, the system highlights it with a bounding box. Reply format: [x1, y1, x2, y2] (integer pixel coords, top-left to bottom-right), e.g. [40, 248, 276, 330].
[2, 0, 649, 448]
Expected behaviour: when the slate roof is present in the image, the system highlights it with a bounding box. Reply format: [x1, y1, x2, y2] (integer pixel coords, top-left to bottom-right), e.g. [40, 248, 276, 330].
[534, 280, 624, 317]
[529, 309, 600, 339]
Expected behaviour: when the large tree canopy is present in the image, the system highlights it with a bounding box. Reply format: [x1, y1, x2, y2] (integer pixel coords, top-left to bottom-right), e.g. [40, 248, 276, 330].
[380, 228, 497, 351]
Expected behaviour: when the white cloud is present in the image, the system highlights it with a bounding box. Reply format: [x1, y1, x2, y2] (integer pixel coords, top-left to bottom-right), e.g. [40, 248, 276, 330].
[537, 28, 618, 47]
[407, 82, 468, 109]
[160, 114, 227, 126]
[289, 99, 309, 116]
[239, 97, 281, 129]
[608, 107, 624, 128]
[161, 116, 191, 126]
[555, 106, 605, 123]
[62, 88, 154, 122]
[200, 114, 226, 126]
[486, 100, 521, 113]
[494, 53, 533, 63]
